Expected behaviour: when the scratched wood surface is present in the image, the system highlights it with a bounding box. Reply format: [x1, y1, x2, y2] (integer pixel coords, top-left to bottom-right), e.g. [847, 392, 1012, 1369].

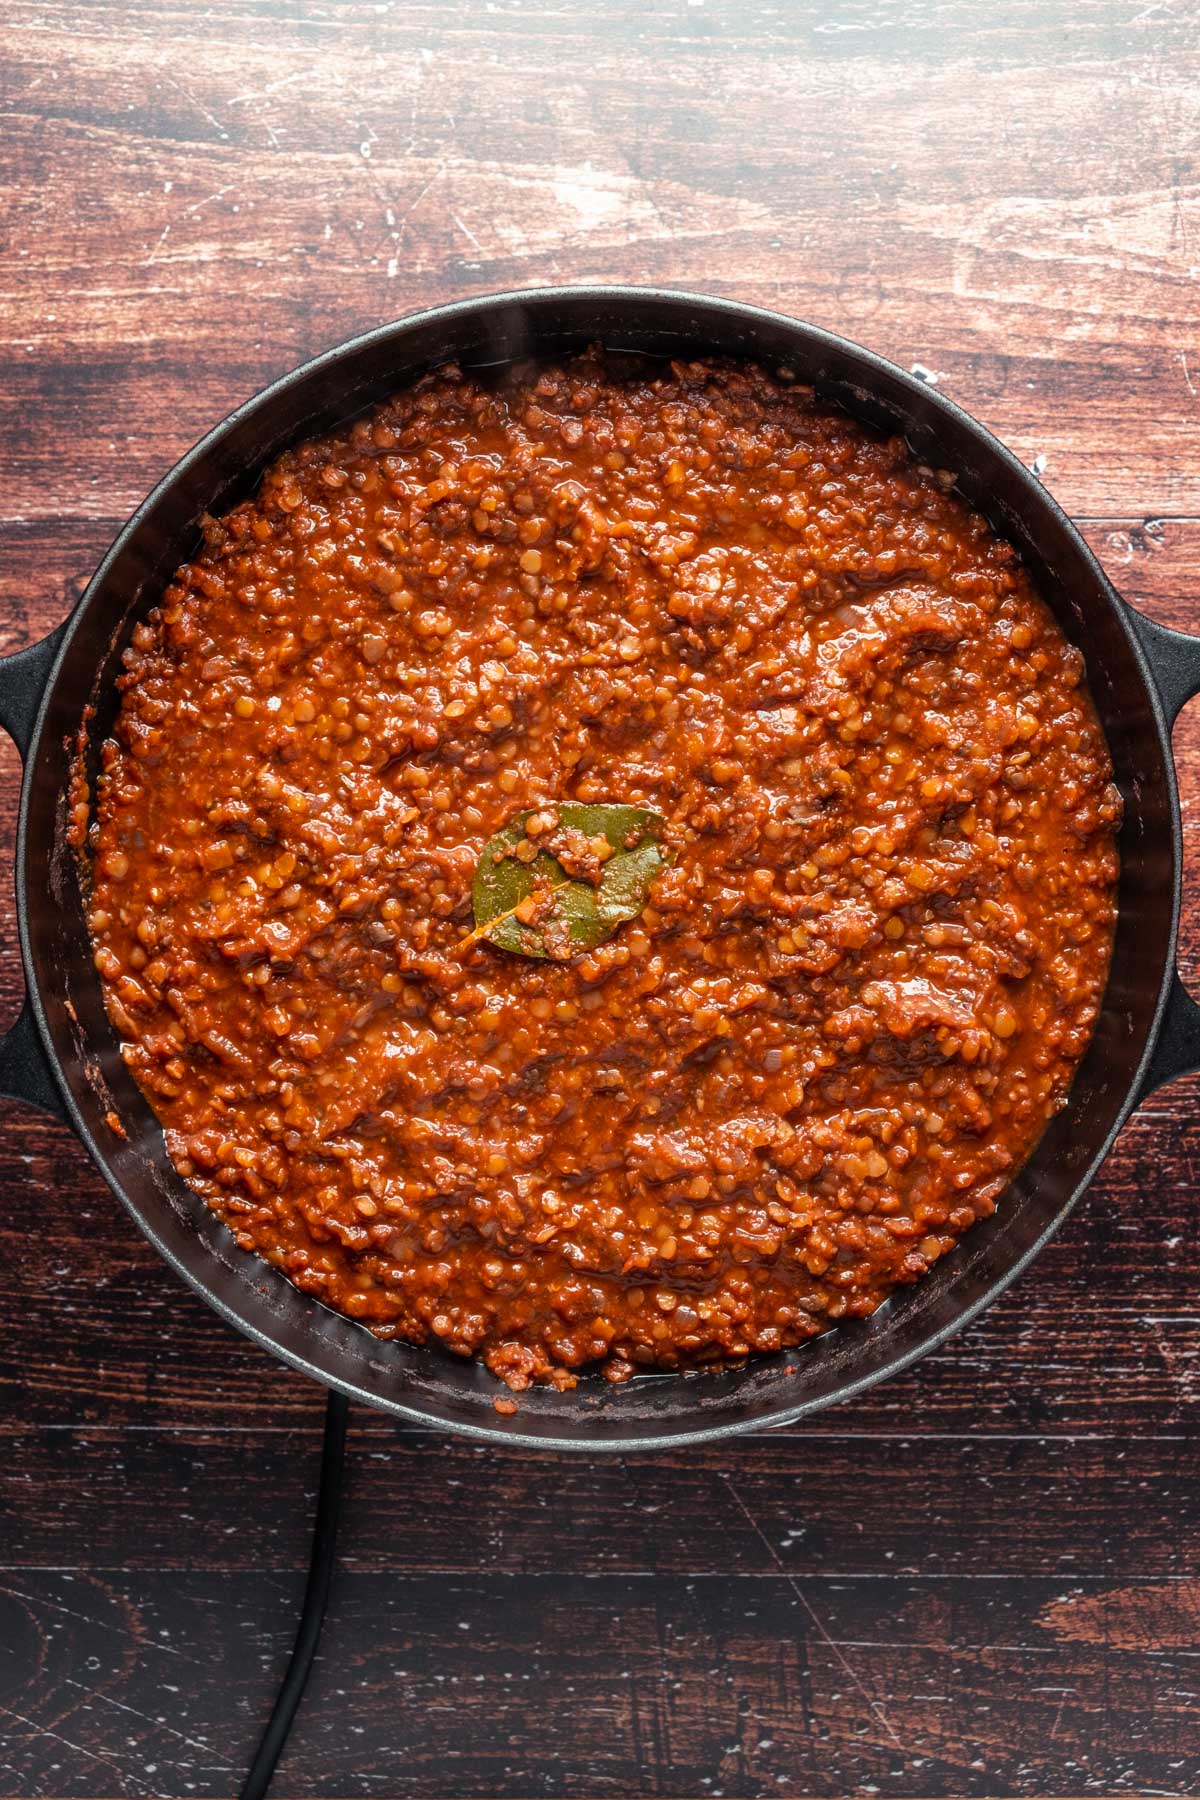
[1, 2, 1199, 1796]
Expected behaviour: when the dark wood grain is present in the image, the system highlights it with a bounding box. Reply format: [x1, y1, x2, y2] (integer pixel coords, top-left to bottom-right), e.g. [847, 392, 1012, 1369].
[2, 1, 1200, 1795]
[7, 1568, 1200, 1798]
[7, 1427, 1200, 1578]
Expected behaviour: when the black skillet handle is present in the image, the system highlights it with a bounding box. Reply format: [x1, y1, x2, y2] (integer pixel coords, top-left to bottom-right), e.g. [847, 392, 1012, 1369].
[0, 624, 69, 1120]
[1124, 605, 1200, 1100]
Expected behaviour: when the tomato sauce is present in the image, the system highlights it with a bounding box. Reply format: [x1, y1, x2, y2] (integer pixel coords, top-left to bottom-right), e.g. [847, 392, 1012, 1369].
[87, 353, 1121, 1389]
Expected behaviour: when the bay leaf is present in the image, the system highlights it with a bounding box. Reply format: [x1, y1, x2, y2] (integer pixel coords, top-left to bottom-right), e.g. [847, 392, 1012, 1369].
[468, 801, 667, 961]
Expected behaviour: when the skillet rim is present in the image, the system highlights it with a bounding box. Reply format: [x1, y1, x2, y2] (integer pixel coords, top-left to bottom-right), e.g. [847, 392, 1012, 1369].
[10, 283, 1183, 1451]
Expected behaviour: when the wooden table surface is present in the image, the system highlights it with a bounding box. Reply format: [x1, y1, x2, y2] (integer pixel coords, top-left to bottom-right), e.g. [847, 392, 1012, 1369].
[2, 3, 1199, 1795]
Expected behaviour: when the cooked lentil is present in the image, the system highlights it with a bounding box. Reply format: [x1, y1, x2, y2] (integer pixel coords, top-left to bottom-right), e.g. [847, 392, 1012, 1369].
[87, 351, 1121, 1390]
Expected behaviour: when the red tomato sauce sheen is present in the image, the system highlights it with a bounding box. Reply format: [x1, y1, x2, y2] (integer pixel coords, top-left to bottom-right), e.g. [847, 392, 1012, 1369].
[85, 352, 1121, 1391]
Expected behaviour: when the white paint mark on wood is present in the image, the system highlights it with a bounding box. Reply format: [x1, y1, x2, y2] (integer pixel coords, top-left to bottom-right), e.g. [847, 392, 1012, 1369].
[227, 70, 312, 109]
[452, 213, 484, 253]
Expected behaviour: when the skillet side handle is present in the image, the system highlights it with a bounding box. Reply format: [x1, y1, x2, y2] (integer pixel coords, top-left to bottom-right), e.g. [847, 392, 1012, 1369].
[0, 623, 66, 756]
[1124, 606, 1200, 723]
[1137, 973, 1200, 1102]
[0, 1000, 66, 1119]
[0, 624, 68, 1119]
[1124, 602, 1200, 1099]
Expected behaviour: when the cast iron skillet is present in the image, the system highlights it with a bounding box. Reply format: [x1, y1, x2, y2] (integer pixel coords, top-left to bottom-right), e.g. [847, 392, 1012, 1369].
[2, 285, 1199, 1452]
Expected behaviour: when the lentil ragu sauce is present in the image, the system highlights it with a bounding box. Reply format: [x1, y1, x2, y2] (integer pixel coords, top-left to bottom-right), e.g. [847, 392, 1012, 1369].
[86, 352, 1121, 1393]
